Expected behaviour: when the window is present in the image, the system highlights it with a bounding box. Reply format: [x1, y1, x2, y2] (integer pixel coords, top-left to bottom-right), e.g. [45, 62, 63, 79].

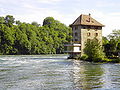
[75, 39, 78, 41]
[87, 33, 91, 36]
[88, 26, 91, 28]
[95, 27, 98, 31]
[95, 27, 98, 29]
[75, 26, 78, 30]
[79, 47, 81, 50]
[83, 26, 86, 29]
[82, 25, 86, 29]
[95, 33, 98, 37]
[75, 32, 78, 36]
[86, 20, 90, 22]
[98, 27, 102, 30]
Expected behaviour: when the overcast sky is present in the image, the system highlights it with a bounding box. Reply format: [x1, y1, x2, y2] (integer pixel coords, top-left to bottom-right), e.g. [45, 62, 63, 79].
[0, 0, 120, 36]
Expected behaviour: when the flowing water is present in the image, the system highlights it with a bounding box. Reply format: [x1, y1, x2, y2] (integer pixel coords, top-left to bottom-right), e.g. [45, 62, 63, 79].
[0, 55, 120, 90]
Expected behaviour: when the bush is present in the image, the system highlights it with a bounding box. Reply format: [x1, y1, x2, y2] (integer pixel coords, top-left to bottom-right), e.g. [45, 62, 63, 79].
[80, 54, 88, 60]
[101, 58, 111, 62]
[84, 39, 105, 62]
[110, 58, 120, 63]
[93, 57, 102, 62]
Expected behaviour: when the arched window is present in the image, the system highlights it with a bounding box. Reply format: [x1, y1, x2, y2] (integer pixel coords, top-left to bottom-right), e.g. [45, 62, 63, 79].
[87, 33, 91, 36]
[95, 33, 98, 37]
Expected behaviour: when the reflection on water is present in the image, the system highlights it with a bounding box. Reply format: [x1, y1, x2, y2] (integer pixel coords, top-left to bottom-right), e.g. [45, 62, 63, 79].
[73, 60, 104, 89]
[0, 55, 120, 90]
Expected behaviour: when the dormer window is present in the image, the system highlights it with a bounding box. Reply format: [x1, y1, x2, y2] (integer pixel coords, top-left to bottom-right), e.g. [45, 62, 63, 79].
[86, 20, 90, 22]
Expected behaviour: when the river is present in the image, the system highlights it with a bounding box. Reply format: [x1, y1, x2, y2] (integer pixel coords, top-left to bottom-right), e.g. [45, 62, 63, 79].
[0, 55, 120, 90]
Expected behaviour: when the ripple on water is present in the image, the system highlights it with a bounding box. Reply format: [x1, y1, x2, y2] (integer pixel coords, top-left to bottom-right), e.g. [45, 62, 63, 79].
[0, 55, 120, 90]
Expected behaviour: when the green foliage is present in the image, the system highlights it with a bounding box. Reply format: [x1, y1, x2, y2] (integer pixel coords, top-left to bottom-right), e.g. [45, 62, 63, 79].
[84, 39, 105, 62]
[102, 36, 109, 45]
[0, 17, 5, 24]
[4, 15, 15, 27]
[0, 15, 72, 55]
[80, 54, 88, 60]
[31, 21, 40, 27]
[103, 30, 120, 57]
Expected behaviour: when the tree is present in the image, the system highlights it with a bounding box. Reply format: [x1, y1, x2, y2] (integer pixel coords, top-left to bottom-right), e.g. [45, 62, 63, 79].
[102, 36, 109, 45]
[42, 17, 72, 54]
[0, 17, 5, 24]
[84, 39, 105, 62]
[15, 20, 21, 25]
[31, 21, 40, 27]
[4, 15, 15, 27]
[0, 24, 15, 54]
[0, 15, 72, 55]
[107, 30, 120, 57]
[43, 17, 56, 26]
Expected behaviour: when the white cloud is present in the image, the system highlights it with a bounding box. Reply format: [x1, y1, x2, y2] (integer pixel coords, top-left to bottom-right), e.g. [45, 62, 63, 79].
[36, 0, 62, 4]
[103, 13, 120, 36]
[1, 0, 120, 37]
[14, 7, 63, 25]
[0, 8, 5, 13]
[89, 11, 120, 36]
[96, 1, 116, 7]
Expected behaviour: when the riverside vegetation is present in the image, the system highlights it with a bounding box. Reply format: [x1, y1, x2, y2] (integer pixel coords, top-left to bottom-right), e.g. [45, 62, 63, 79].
[81, 30, 120, 63]
[0, 15, 120, 63]
[0, 15, 72, 55]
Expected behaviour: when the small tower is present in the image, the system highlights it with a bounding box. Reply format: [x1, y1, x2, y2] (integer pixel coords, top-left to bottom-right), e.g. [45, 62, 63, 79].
[64, 14, 104, 59]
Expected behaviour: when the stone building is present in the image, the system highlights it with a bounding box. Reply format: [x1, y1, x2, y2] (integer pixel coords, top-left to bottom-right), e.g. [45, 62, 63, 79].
[65, 14, 104, 58]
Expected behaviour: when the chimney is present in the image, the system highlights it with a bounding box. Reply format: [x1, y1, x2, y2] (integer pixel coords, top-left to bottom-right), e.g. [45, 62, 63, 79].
[89, 13, 91, 22]
[89, 13, 91, 16]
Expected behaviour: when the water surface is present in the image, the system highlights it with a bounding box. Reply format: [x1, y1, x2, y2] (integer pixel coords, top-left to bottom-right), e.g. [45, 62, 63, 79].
[0, 55, 120, 90]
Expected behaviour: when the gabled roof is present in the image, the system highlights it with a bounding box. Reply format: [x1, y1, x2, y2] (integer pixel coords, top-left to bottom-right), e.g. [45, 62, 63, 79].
[70, 14, 104, 27]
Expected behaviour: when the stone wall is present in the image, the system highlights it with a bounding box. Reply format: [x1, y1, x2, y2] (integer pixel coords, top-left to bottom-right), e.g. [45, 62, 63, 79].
[81, 26, 102, 55]
[72, 25, 102, 56]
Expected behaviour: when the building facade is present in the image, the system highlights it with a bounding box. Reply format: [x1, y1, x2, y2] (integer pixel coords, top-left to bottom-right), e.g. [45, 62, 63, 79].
[65, 14, 104, 58]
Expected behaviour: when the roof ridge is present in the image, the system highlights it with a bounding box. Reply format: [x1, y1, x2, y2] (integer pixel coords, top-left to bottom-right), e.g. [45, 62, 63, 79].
[70, 14, 104, 27]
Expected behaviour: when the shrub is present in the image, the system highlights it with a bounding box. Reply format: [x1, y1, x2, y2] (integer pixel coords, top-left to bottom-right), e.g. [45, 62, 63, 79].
[111, 58, 120, 63]
[80, 54, 88, 60]
[102, 58, 111, 62]
[84, 38, 105, 62]
[93, 57, 102, 62]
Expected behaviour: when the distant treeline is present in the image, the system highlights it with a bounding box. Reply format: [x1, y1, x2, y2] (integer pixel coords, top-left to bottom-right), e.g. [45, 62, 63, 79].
[0, 15, 72, 55]
[103, 30, 120, 58]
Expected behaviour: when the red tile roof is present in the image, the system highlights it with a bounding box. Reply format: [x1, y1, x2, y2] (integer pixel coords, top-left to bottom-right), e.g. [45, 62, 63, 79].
[70, 14, 104, 27]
